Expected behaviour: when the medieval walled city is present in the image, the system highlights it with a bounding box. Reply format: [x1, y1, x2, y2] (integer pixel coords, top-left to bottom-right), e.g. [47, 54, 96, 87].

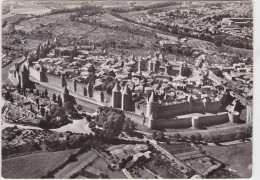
[2, 1, 254, 179]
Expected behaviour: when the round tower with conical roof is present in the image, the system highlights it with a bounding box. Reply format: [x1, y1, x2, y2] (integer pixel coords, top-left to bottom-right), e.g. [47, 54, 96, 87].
[121, 84, 132, 111]
[146, 91, 158, 120]
[20, 65, 30, 89]
[112, 83, 121, 108]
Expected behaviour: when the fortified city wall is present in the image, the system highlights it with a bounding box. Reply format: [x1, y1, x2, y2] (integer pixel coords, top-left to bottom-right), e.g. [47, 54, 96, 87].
[151, 112, 229, 129]
[22, 60, 249, 129]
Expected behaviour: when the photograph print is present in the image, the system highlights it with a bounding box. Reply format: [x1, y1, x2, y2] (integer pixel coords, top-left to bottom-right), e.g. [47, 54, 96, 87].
[2, 0, 253, 179]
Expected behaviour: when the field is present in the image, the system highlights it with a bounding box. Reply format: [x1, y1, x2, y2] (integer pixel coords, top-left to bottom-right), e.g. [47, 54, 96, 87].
[2, 149, 79, 179]
[159, 143, 194, 154]
[8, 12, 160, 58]
[202, 141, 252, 178]
[14, 13, 156, 46]
[186, 39, 217, 51]
[159, 143, 221, 176]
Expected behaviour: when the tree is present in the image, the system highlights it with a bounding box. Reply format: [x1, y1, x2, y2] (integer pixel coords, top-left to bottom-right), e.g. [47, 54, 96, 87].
[63, 101, 74, 111]
[44, 113, 52, 121]
[189, 134, 196, 143]
[123, 117, 136, 135]
[58, 95, 62, 107]
[157, 131, 165, 141]
[173, 133, 181, 141]
[106, 86, 112, 94]
[36, 89, 39, 96]
[194, 133, 202, 143]
[52, 93, 57, 102]
[40, 107, 45, 117]
[210, 135, 219, 145]
[4, 91, 11, 101]
[36, 98, 40, 109]
[152, 131, 158, 139]
[44, 89, 48, 97]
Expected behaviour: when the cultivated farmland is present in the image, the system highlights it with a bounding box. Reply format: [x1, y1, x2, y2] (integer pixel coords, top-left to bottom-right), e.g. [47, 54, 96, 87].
[202, 141, 252, 178]
[2, 149, 79, 179]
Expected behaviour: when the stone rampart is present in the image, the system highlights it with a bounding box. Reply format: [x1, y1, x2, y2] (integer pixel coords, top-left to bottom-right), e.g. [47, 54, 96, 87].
[196, 112, 229, 127]
[205, 101, 220, 113]
[153, 117, 192, 129]
[157, 102, 190, 119]
[45, 73, 61, 86]
[35, 83, 61, 97]
[190, 102, 204, 113]
[75, 82, 88, 96]
[124, 111, 146, 126]
[65, 78, 74, 91]
[150, 112, 229, 129]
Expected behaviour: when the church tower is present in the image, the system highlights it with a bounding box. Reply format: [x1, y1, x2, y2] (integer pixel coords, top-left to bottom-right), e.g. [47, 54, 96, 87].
[112, 82, 121, 108]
